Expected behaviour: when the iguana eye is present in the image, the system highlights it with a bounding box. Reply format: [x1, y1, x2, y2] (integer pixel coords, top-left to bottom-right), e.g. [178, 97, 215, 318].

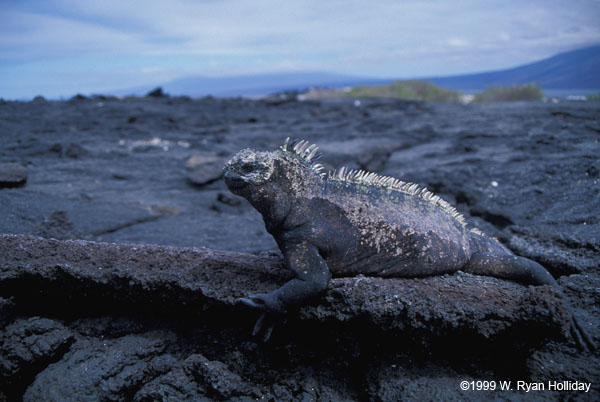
[241, 163, 256, 174]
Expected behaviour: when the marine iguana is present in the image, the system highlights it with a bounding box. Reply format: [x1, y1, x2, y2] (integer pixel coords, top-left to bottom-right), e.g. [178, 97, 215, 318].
[223, 138, 594, 349]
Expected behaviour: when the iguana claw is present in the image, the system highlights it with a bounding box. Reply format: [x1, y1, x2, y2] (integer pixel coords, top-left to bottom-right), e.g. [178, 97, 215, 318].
[238, 296, 265, 310]
[237, 294, 285, 342]
[252, 312, 277, 342]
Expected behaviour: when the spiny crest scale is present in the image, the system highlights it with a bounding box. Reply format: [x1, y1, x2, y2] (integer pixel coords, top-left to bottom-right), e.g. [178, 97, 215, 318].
[280, 137, 326, 178]
[469, 227, 485, 236]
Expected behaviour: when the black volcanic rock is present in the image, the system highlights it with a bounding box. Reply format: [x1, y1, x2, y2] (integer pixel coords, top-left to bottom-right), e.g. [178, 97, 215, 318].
[33, 210, 82, 240]
[70, 94, 88, 101]
[185, 154, 225, 186]
[0, 163, 27, 188]
[0, 234, 585, 400]
[134, 353, 258, 401]
[1, 317, 74, 400]
[23, 334, 171, 402]
[146, 87, 166, 98]
[0, 234, 571, 344]
[0, 96, 598, 401]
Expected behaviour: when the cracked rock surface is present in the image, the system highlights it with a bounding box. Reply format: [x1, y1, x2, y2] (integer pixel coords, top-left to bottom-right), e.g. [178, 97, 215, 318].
[1, 97, 599, 400]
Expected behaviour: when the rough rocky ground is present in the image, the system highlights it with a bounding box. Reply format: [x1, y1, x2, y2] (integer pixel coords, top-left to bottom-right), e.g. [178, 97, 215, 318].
[0, 95, 599, 400]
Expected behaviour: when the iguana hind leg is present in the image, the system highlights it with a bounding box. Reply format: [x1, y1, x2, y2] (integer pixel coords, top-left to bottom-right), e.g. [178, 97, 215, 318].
[464, 252, 595, 351]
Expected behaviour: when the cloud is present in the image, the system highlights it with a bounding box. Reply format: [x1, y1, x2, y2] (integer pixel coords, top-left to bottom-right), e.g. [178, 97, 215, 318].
[1, 0, 600, 97]
[0, 9, 151, 61]
[3, 0, 597, 63]
[446, 38, 470, 48]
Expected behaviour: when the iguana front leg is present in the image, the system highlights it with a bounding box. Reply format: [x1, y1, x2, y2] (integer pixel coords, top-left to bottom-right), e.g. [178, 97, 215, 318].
[238, 242, 331, 341]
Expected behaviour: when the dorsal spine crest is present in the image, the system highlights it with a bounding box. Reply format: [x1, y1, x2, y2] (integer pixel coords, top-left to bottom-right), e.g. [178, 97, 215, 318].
[329, 165, 466, 227]
[280, 138, 467, 227]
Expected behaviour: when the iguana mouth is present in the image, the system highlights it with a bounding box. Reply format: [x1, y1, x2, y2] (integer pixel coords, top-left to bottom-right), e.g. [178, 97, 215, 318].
[223, 170, 247, 191]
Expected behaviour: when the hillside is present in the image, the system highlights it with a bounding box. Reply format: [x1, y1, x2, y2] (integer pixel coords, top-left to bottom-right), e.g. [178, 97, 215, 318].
[119, 45, 600, 97]
[341, 80, 462, 102]
[426, 45, 600, 90]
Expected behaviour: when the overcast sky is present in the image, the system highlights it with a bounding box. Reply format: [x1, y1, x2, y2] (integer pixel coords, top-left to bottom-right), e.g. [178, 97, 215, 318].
[1, 0, 599, 99]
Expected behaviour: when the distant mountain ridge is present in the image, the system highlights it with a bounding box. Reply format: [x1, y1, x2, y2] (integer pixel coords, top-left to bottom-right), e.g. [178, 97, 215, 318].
[122, 44, 600, 97]
[425, 44, 600, 90]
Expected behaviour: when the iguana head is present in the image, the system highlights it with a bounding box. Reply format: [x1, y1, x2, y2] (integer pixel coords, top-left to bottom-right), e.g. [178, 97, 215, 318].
[223, 148, 276, 197]
[223, 139, 325, 222]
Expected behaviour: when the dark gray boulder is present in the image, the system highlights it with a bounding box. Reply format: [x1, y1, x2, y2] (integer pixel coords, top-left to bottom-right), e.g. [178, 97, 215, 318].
[0, 234, 571, 346]
[0, 317, 74, 400]
[0, 163, 27, 188]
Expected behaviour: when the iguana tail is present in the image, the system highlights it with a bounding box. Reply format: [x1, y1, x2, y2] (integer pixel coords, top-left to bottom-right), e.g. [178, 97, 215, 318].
[464, 251, 596, 351]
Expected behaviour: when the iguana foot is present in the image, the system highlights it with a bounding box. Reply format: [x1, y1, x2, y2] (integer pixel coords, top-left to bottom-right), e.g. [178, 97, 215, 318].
[237, 293, 286, 342]
[238, 292, 287, 313]
[251, 312, 278, 342]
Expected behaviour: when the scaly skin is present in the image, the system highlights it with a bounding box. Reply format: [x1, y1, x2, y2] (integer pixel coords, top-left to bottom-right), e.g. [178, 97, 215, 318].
[223, 139, 594, 349]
